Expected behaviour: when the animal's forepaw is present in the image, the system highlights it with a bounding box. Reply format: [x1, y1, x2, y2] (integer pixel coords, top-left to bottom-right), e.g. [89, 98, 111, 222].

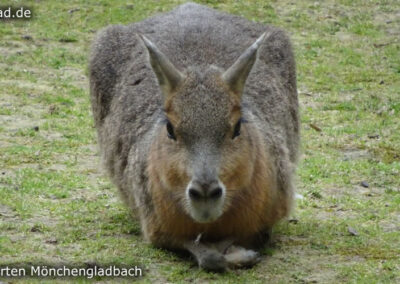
[224, 245, 261, 268]
[198, 250, 227, 272]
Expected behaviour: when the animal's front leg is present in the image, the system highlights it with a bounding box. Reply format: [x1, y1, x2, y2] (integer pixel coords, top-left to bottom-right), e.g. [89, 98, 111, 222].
[183, 239, 227, 271]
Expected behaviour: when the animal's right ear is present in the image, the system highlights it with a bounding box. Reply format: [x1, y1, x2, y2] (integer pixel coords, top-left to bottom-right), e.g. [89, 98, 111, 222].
[139, 34, 184, 98]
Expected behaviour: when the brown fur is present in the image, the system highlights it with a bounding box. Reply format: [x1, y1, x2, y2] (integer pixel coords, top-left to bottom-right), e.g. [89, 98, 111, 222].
[146, 116, 289, 249]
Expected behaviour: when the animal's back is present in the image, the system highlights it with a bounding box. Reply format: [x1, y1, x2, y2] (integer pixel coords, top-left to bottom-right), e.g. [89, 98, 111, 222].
[90, 2, 298, 212]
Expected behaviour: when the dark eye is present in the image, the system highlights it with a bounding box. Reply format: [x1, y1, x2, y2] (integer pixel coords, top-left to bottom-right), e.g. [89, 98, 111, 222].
[166, 121, 176, 140]
[232, 119, 241, 139]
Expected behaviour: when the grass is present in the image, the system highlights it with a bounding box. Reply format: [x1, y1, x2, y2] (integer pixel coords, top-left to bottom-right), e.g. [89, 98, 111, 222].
[0, 0, 399, 283]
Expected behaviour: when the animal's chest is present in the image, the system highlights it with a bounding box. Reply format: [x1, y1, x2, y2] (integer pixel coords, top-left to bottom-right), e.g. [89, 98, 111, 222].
[152, 185, 274, 244]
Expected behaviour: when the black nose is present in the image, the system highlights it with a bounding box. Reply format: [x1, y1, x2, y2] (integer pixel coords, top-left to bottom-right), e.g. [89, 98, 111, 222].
[209, 187, 223, 199]
[188, 182, 223, 201]
[188, 187, 202, 200]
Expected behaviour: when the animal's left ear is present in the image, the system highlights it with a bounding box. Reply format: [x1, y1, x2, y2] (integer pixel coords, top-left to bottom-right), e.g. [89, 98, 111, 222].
[139, 34, 184, 100]
[222, 33, 266, 97]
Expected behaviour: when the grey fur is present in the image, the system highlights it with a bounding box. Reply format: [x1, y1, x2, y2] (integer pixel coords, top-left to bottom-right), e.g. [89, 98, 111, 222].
[89, 2, 299, 249]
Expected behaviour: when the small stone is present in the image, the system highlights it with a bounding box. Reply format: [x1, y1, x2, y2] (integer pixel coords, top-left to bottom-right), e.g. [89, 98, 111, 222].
[84, 261, 97, 268]
[361, 181, 369, 188]
[348, 226, 359, 236]
[30, 225, 42, 232]
[46, 237, 58, 244]
[59, 38, 77, 43]
[22, 35, 33, 41]
[309, 123, 322, 132]
[367, 134, 379, 139]
[295, 193, 304, 200]
[68, 8, 80, 14]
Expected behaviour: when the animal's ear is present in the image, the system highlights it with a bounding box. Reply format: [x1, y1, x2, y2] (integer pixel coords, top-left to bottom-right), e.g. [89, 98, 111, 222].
[222, 32, 267, 97]
[139, 34, 184, 98]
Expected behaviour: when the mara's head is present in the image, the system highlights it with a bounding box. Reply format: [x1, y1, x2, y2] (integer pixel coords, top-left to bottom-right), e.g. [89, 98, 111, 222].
[142, 33, 266, 224]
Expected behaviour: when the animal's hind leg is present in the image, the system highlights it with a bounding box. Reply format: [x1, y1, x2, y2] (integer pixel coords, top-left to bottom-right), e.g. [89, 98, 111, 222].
[223, 245, 260, 268]
[216, 229, 272, 268]
[212, 238, 261, 269]
[247, 227, 273, 249]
